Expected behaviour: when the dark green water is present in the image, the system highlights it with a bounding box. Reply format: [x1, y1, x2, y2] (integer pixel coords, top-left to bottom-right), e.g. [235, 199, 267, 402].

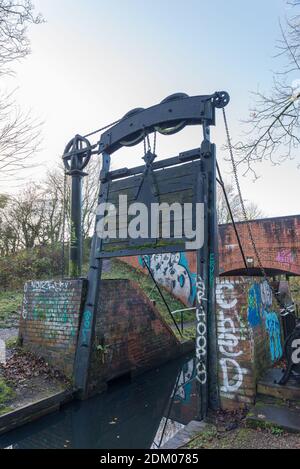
[0, 355, 199, 449]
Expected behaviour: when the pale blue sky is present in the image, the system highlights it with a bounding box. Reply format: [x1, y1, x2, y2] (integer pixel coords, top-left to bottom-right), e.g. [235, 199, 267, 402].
[4, 0, 300, 217]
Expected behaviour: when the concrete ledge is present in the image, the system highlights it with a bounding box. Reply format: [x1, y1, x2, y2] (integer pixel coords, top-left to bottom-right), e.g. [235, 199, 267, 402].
[258, 368, 300, 402]
[0, 389, 74, 436]
[246, 402, 300, 433]
[161, 420, 207, 449]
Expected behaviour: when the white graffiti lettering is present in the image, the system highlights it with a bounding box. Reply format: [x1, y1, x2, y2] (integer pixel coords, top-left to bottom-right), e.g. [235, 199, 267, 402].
[217, 282, 247, 396]
[219, 358, 245, 393]
[292, 339, 300, 365]
[216, 281, 237, 310]
[195, 275, 207, 385]
[260, 280, 272, 308]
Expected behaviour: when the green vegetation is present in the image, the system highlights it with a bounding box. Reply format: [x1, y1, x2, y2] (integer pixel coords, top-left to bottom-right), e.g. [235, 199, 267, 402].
[289, 277, 300, 317]
[187, 425, 290, 449]
[188, 425, 218, 449]
[5, 336, 19, 349]
[102, 259, 196, 340]
[0, 290, 23, 328]
[0, 246, 63, 292]
[0, 378, 15, 415]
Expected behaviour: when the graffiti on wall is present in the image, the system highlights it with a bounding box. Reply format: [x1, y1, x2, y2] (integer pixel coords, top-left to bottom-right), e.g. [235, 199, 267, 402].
[29, 298, 77, 341]
[265, 311, 283, 361]
[247, 283, 262, 328]
[23, 282, 78, 342]
[195, 275, 207, 385]
[140, 253, 196, 305]
[174, 358, 196, 403]
[247, 280, 283, 363]
[217, 281, 248, 396]
[276, 249, 295, 265]
[260, 280, 272, 308]
[29, 280, 71, 293]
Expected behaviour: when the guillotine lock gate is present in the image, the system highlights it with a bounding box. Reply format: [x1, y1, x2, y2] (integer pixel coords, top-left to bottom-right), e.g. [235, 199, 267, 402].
[63, 91, 230, 419]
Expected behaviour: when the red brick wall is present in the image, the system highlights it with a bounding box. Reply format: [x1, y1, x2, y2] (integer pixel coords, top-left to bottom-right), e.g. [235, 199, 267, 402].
[219, 215, 300, 276]
[18, 274, 287, 410]
[121, 215, 300, 307]
[87, 279, 183, 395]
[19, 279, 87, 378]
[216, 277, 284, 409]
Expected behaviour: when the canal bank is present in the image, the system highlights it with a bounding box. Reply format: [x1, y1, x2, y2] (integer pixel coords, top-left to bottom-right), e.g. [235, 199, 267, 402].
[0, 353, 198, 449]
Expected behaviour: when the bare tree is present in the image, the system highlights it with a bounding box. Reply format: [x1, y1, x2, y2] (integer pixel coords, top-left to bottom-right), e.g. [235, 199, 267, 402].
[217, 181, 264, 224]
[233, 1, 300, 177]
[0, 90, 41, 178]
[81, 157, 102, 239]
[0, 1, 43, 179]
[0, 1, 43, 75]
[46, 157, 102, 243]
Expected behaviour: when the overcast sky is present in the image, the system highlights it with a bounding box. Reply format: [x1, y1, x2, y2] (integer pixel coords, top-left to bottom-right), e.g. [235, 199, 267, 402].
[3, 0, 300, 217]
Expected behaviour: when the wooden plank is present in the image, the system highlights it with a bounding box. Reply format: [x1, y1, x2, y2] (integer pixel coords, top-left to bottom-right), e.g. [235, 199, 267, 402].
[107, 160, 199, 194]
[98, 242, 189, 258]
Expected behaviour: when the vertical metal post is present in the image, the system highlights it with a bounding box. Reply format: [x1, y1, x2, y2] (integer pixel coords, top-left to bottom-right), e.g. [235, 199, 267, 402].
[69, 167, 83, 277]
[63, 135, 91, 279]
[195, 162, 208, 420]
[195, 122, 219, 419]
[201, 122, 219, 411]
[205, 145, 219, 410]
[74, 152, 111, 397]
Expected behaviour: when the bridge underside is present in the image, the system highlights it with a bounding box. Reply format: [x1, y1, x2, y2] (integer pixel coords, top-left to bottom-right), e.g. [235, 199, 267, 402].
[220, 267, 300, 277]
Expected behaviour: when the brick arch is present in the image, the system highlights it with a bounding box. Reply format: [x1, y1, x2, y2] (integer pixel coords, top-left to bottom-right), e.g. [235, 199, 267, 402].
[218, 215, 300, 278]
[220, 259, 300, 277]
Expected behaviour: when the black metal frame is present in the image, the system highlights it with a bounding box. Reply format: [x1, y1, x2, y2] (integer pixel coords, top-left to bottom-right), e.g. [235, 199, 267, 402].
[66, 92, 230, 420]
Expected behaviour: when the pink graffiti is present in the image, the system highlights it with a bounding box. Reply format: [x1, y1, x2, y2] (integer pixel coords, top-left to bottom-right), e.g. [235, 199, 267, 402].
[276, 249, 295, 264]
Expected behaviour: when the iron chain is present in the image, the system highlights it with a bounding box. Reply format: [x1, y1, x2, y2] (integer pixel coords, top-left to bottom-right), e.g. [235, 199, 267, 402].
[222, 108, 292, 316]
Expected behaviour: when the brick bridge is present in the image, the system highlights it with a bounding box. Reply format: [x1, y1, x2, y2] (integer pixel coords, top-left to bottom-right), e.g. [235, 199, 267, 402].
[121, 214, 300, 307]
[219, 214, 300, 277]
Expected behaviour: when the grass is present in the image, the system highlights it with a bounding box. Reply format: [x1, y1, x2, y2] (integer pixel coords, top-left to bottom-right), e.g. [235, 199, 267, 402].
[5, 336, 19, 349]
[0, 378, 15, 415]
[102, 259, 196, 340]
[0, 290, 22, 328]
[187, 425, 292, 449]
[188, 425, 219, 449]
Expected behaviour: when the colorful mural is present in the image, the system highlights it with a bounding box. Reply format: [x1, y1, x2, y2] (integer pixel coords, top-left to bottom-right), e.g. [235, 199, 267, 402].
[247, 283, 262, 328]
[264, 311, 283, 362]
[247, 280, 283, 363]
[140, 253, 197, 305]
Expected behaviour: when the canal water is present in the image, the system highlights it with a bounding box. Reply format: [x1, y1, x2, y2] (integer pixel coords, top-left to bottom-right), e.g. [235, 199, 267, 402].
[0, 354, 199, 449]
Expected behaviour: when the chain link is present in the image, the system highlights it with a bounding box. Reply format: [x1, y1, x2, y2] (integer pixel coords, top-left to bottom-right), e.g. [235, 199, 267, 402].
[222, 108, 292, 316]
[143, 130, 157, 155]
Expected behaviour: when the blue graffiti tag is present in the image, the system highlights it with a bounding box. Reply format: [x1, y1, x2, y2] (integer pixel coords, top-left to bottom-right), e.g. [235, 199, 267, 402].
[81, 310, 92, 345]
[264, 311, 283, 362]
[247, 283, 262, 327]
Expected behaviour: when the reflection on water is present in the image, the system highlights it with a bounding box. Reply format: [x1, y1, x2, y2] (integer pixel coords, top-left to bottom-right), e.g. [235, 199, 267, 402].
[0, 355, 199, 449]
